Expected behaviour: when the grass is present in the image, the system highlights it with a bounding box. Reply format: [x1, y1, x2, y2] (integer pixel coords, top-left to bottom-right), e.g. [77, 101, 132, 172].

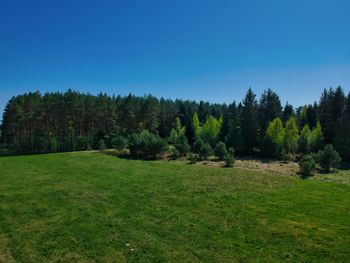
[0, 152, 349, 262]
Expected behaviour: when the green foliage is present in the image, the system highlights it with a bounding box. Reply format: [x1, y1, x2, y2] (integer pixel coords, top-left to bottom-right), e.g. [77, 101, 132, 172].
[2, 87, 349, 161]
[97, 139, 106, 150]
[298, 155, 316, 177]
[241, 88, 259, 153]
[111, 135, 128, 150]
[215, 141, 228, 159]
[198, 142, 213, 160]
[169, 145, 180, 159]
[298, 124, 311, 154]
[199, 115, 222, 147]
[283, 117, 298, 154]
[281, 148, 293, 163]
[167, 118, 189, 156]
[313, 144, 341, 172]
[174, 117, 182, 133]
[262, 118, 285, 158]
[76, 136, 92, 151]
[129, 130, 168, 159]
[258, 88, 282, 139]
[167, 128, 179, 144]
[192, 112, 201, 136]
[177, 132, 190, 156]
[334, 92, 350, 160]
[225, 127, 245, 154]
[192, 137, 205, 154]
[189, 153, 198, 164]
[310, 122, 324, 152]
[224, 153, 235, 167]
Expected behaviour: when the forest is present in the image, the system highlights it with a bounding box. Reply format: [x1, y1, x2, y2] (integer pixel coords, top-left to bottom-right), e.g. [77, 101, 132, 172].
[1, 87, 349, 168]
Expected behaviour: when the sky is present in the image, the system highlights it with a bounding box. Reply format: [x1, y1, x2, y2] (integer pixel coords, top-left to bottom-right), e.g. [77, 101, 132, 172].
[1, 0, 350, 118]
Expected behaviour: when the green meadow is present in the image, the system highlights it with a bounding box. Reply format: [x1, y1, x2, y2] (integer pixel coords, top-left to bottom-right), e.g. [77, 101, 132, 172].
[0, 152, 349, 262]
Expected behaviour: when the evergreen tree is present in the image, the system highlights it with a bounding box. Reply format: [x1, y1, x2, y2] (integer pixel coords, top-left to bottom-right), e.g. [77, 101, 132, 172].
[282, 102, 295, 123]
[258, 88, 282, 139]
[334, 92, 350, 160]
[241, 88, 259, 153]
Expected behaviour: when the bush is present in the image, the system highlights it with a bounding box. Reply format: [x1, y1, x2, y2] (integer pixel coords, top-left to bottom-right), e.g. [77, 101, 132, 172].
[281, 148, 293, 163]
[224, 153, 235, 167]
[215, 141, 228, 159]
[228, 147, 235, 156]
[189, 153, 198, 164]
[199, 142, 213, 160]
[76, 136, 92, 151]
[313, 144, 341, 172]
[169, 145, 180, 159]
[298, 155, 316, 177]
[129, 130, 168, 159]
[176, 133, 190, 156]
[97, 139, 106, 150]
[111, 135, 128, 150]
[192, 137, 205, 154]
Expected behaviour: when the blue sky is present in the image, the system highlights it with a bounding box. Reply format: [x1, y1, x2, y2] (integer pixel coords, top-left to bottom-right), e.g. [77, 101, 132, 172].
[1, 0, 350, 117]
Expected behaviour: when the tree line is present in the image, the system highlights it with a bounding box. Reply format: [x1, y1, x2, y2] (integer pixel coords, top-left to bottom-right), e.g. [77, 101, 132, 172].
[1, 87, 349, 161]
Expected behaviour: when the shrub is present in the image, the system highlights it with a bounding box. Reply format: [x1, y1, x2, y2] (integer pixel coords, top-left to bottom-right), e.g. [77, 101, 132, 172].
[224, 153, 235, 167]
[281, 148, 293, 163]
[111, 135, 128, 150]
[129, 130, 168, 159]
[199, 142, 213, 160]
[192, 137, 205, 154]
[76, 136, 92, 151]
[169, 146, 180, 159]
[228, 147, 235, 156]
[298, 155, 316, 177]
[176, 133, 190, 156]
[97, 139, 106, 150]
[215, 141, 228, 159]
[313, 144, 341, 172]
[189, 153, 198, 164]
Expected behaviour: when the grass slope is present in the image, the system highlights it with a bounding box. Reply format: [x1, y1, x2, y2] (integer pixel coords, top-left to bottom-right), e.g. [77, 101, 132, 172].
[0, 152, 349, 262]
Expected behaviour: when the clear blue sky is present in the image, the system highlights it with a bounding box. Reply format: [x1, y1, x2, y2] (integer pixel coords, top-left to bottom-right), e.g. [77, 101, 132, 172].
[1, 0, 350, 117]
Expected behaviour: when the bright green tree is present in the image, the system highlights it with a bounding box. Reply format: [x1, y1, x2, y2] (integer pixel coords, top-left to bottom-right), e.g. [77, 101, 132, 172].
[192, 112, 201, 136]
[298, 124, 311, 154]
[310, 122, 324, 152]
[201, 115, 222, 147]
[262, 117, 285, 158]
[283, 117, 299, 154]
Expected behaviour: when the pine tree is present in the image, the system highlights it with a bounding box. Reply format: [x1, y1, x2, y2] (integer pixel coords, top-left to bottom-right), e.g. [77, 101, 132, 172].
[241, 88, 258, 153]
[282, 102, 295, 123]
[258, 88, 282, 139]
[334, 92, 350, 160]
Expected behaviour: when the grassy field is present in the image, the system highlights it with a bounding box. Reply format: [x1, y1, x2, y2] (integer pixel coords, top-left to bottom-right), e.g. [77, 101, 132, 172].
[0, 152, 349, 262]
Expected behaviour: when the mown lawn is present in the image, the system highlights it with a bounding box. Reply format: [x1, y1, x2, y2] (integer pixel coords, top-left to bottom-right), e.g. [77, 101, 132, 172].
[0, 152, 349, 262]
